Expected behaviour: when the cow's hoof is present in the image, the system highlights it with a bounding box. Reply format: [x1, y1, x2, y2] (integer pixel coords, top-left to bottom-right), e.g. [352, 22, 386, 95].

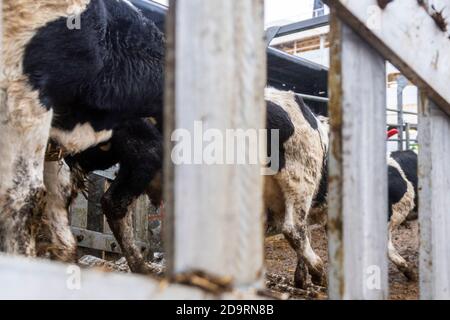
[395, 261, 417, 282]
[403, 268, 417, 282]
[308, 261, 327, 287]
[294, 263, 310, 289]
[310, 270, 327, 287]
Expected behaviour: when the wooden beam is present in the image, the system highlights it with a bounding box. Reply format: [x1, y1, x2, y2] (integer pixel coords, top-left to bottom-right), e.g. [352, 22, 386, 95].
[324, 0, 450, 115]
[327, 12, 388, 299]
[71, 227, 150, 254]
[0, 255, 262, 300]
[164, 0, 266, 286]
[69, 194, 88, 228]
[418, 94, 450, 300]
[0, 0, 2, 70]
[87, 174, 106, 233]
[132, 196, 151, 250]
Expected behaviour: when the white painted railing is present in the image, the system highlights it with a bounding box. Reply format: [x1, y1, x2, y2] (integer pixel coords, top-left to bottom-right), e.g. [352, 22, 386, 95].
[163, 0, 266, 287]
[0, 0, 266, 299]
[1, 0, 450, 301]
[326, 0, 450, 300]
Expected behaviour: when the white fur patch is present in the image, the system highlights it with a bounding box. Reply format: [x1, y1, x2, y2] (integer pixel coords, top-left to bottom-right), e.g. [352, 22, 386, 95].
[387, 157, 415, 274]
[388, 157, 415, 222]
[39, 161, 76, 261]
[317, 116, 330, 153]
[51, 123, 113, 154]
[0, 0, 91, 256]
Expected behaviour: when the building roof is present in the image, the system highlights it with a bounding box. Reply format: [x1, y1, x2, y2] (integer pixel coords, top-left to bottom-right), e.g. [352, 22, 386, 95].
[267, 47, 328, 95]
[132, 0, 329, 113]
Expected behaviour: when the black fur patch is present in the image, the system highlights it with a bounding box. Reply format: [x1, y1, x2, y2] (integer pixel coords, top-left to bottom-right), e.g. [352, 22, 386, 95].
[65, 118, 163, 219]
[314, 157, 328, 206]
[390, 150, 418, 210]
[295, 95, 318, 130]
[23, 0, 165, 132]
[388, 165, 408, 219]
[266, 100, 295, 171]
[312, 151, 418, 221]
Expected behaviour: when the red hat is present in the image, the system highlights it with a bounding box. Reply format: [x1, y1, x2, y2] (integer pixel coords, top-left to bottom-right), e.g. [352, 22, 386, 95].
[387, 128, 399, 138]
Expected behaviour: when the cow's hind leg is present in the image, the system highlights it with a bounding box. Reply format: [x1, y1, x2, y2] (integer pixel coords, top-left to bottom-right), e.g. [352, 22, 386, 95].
[276, 174, 326, 289]
[104, 207, 164, 275]
[388, 210, 416, 281]
[36, 161, 77, 262]
[388, 171, 417, 281]
[0, 80, 52, 256]
[105, 207, 153, 274]
[101, 120, 163, 274]
[101, 120, 162, 220]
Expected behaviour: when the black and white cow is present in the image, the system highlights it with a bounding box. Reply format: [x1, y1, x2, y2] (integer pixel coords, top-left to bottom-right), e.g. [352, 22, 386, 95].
[66, 87, 330, 288]
[311, 149, 419, 280]
[65, 118, 163, 272]
[0, 0, 164, 261]
[264, 88, 329, 289]
[388, 150, 418, 280]
[2, 1, 328, 289]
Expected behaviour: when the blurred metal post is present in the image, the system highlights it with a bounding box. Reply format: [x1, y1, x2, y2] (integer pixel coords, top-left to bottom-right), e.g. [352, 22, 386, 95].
[397, 75, 408, 150]
[405, 122, 411, 150]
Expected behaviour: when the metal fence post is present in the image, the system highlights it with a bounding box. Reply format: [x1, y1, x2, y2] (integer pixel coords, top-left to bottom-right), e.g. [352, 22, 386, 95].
[397, 75, 408, 151]
[164, 0, 266, 287]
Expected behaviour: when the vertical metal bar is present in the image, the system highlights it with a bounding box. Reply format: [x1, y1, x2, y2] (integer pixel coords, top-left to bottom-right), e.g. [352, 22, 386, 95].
[397, 76, 408, 151]
[165, 0, 266, 286]
[328, 12, 388, 300]
[418, 93, 450, 299]
[405, 122, 411, 150]
[0, 0, 2, 67]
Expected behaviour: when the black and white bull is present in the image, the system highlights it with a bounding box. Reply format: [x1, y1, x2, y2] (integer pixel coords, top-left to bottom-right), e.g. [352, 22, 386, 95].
[0, 0, 164, 261]
[311, 149, 419, 280]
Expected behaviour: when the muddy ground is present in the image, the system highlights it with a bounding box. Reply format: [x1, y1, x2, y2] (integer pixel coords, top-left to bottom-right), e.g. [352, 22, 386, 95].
[79, 215, 419, 300]
[265, 220, 419, 300]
